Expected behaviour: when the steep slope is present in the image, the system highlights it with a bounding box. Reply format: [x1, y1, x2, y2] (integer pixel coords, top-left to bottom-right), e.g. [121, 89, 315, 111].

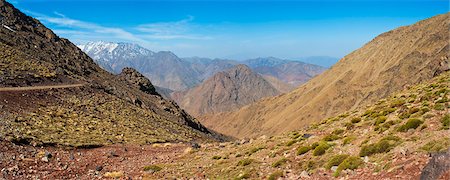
[173, 64, 281, 116]
[0, 0, 223, 147]
[201, 13, 449, 138]
[261, 74, 295, 93]
[79, 42, 200, 91]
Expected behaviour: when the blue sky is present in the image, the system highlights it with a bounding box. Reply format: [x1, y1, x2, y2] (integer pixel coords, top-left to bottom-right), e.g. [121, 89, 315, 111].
[10, 0, 449, 60]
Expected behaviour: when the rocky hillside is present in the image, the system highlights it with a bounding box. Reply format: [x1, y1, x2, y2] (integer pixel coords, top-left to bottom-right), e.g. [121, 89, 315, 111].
[2, 71, 447, 179]
[173, 64, 281, 116]
[202, 13, 449, 138]
[0, 0, 224, 147]
[79, 42, 200, 91]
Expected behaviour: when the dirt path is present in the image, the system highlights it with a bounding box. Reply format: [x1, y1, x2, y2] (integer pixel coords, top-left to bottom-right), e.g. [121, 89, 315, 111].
[0, 84, 84, 92]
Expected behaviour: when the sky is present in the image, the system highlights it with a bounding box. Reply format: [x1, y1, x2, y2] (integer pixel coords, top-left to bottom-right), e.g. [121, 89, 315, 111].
[9, 0, 449, 60]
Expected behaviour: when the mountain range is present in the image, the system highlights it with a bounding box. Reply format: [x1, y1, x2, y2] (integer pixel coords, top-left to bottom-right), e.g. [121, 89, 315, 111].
[201, 13, 450, 138]
[78, 42, 327, 91]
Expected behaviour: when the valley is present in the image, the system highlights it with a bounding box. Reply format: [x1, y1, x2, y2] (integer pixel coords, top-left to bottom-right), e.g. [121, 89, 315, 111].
[0, 0, 449, 179]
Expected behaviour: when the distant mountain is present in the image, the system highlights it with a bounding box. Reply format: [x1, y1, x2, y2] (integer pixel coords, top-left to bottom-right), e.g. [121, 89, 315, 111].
[295, 56, 340, 68]
[79, 42, 327, 92]
[202, 13, 450, 138]
[173, 64, 281, 116]
[78, 42, 200, 91]
[245, 57, 327, 86]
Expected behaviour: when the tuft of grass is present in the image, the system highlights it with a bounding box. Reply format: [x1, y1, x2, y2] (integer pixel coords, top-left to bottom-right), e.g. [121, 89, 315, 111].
[313, 142, 331, 156]
[296, 146, 311, 155]
[325, 154, 349, 169]
[420, 138, 450, 153]
[441, 114, 450, 130]
[333, 156, 364, 177]
[359, 136, 400, 156]
[246, 147, 265, 155]
[398, 118, 423, 132]
[285, 140, 297, 146]
[332, 129, 345, 135]
[342, 136, 356, 146]
[351, 117, 362, 124]
[323, 134, 341, 141]
[268, 170, 284, 180]
[237, 158, 254, 166]
[272, 158, 288, 168]
[143, 165, 162, 172]
[374, 116, 387, 126]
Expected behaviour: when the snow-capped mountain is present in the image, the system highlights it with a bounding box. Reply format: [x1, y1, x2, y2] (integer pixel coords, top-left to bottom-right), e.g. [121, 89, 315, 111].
[78, 41, 200, 91]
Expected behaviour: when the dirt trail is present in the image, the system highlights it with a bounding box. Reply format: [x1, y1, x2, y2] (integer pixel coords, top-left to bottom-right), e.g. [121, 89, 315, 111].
[0, 84, 84, 92]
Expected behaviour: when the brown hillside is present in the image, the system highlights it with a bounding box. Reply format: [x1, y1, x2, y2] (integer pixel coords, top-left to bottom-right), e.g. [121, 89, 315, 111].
[0, 0, 224, 147]
[174, 64, 281, 116]
[201, 13, 449, 138]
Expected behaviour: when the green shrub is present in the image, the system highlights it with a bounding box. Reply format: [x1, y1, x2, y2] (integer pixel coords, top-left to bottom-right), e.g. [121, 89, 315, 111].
[313, 142, 331, 156]
[374, 116, 387, 126]
[390, 99, 406, 108]
[332, 129, 345, 135]
[246, 147, 265, 155]
[382, 120, 395, 129]
[398, 118, 423, 132]
[323, 134, 341, 141]
[237, 158, 254, 166]
[434, 103, 445, 110]
[441, 114, 450, 130]
[351, 117, 361, 123]
[143, 165, 162, 172]
[301, 160, 316, 171]
[421, 139, 450, 153]
[333, 156, 364, 177]
[342, 136, 356, 145]
[272, 158, 288, 168]
[359, 136, 400, 156]
[268, 171, 284, 180]
[325, 154, 349, 169]
[296, 146, 311, 155]
[286, 140, 296, 146]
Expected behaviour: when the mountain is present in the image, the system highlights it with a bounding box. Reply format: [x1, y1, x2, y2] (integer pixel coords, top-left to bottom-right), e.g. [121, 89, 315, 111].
[0, 0, 224, 147]
[247, 58, 327, 86]
[173, 64, 281, 116]
[201, 13, 449, 138]
[295, 56, 340, 68]
[79, 43, 327, 91]
[78, 42, 200, 91]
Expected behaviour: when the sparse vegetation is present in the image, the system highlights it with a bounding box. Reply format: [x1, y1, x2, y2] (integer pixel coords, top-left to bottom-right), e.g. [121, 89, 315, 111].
[326, 154, 349, 169]
[272, 158, 288, 168]
[268, 170, 284, 180]
[313, 142, 331, 156]
[359, 136, 400, 156]
[398, 118, 423, 132]
[420, 138, 450, 153]
[296, 146, 311, 155]
[237, 158, 254, 166]
[334, 156, 364, 177]
[143, 165, 162, 172]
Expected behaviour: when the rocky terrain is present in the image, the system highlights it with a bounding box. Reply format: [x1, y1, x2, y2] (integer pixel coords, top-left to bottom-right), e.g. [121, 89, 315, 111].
[202, 13, 450, 138]
[1, 71, 448, 179]
[172, 64, 283, 116]
[0, 0, 224, 147]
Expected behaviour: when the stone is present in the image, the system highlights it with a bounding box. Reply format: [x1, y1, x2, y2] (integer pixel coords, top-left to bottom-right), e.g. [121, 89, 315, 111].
[95, 165, 103, 171]
[331, 166, 338, 172]
[41, 156, 49, 163]
[300, 170, 310, 178]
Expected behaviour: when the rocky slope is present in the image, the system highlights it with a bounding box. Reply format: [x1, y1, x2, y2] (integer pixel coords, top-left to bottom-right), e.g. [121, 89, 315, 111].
[2, 71, 448, 179]
[201, 13, 450, 138]
[0, 0, 224, 147]
[173, 64, 281, 116]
